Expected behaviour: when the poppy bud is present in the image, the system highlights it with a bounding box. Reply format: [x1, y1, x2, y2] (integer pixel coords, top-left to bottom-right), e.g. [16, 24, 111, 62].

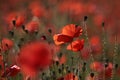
[35, 31, 38, 34]
[20, 38, 24, 42]
[84, 16, 88, 21]
[12, 20, 16, 26]
[90, 72, 94, 78]
[56, 61, 59, 66]
[58, 68, 62, 73]
[48, 29, 52, 33]
[105, 63, 109, 68]
[102, 22, 105, 27]
[22, 25, 25, 30]
[9, 31, 14, 37]
[24, 30, 28, 33]
[41, 35, 46, 40]
[115, 64, 118, 69]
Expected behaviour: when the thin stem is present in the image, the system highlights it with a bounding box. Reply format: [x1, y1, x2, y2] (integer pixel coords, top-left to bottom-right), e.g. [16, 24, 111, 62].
[111, 34, 118, 80]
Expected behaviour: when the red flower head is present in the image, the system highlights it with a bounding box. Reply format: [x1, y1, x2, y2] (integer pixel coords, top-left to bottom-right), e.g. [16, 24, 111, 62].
[2, 65, 20, 77]
[1, 38, 14, 51]
[5, 12, 25, 28]
[81, 47, 90, 60]
[53, 24, 83, 45]
[90, 36, 102, 54]
[29, 1, 46, 18]
[25, 21, 39, 33]
[18, 41, 52, 76]
[15, 14, 26, 27]
[104, 63, 113, 78]
[59, 54, 66, 65]
[90, 61, 103, 72]
[67, 39, 84, 52]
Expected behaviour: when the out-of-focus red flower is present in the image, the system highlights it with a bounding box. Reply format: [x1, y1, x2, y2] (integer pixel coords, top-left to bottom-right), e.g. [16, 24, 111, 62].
[67, 39, 84, 52]
[4, 12, 26, 30]
[90, 61, 103, 72]
[29, 1, 46, 18]
[45, 23, 56, 35]
[117, 67, 120, 76]
[59, 54, 66, 65]
[53, 34, 73, 45]
[53, 24, 83, 45]
[58, 1, 84, 20]
[18, 41, 52, 76]
[1, 38, 14, 51]
[81, 47, 90, 60]
[90, 36, 102, 54]
[15, 14, 25, 27]
[104, 63, 113, 78]
[2, 65, 20, 77]
[64, 73, 78, 80]
[93, 14, 105, 27]
[25, 21, 39, 33]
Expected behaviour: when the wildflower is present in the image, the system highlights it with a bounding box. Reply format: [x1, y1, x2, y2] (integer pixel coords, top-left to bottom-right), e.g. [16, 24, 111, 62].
[25, 21, 39, 33]
[53, 24, 82, 45]
[90, 61, 103, 72]
[2, 65, 20, 77]
[67, 39, 84, 52]
[18, 41, 52, 76]
[1, 38, 14, 51]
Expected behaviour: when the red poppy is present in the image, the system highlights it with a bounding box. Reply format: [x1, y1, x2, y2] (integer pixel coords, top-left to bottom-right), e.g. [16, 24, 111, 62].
[25, 21, 39, 33]
[15, 14, 25, 27]
[93, 14, 105, 27]
[58, 1, 85, 21]
[104, 63, 113, 78]
[90, 36, 102, 54]
[18, 41, 52, 76]
[2, 65, 20, 77]
[67, 39, 84, 52]
[81, 47, 90, 60]
[61, 24, 83, 37]
[1, 38, 14, 51]
[90, 61, 103, 72]
[59, 54, 66, 65]
[29, 1, 46, 18]
[53, 24, 83, 45]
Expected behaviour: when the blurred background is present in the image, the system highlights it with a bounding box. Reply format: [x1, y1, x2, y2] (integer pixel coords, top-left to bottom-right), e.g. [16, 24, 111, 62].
[0, 0, 120, 80]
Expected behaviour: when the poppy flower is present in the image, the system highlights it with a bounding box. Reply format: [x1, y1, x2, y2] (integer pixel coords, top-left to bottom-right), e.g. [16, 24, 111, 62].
[25, 21, 39, 33]
[58, 1, 84, 21]
[53, 34, 73, 45]
[18, 41, 52, 76]
[1, 38, 14, 51]
[29, 1, 46, 18]
[90, 61, 103, 72]
[15, 14, 25, 27]
[4, 12, 25, 28]
[90, 36, 102, 54]
[104, 63, 113, 78]
[81, 47, 90, 60]
[93, 14, 105, 27]
[2, 65, 20, 77]
[67, 39, 84, 52]
[59, 54, 66, 65]
[53, 24, 83, 45]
